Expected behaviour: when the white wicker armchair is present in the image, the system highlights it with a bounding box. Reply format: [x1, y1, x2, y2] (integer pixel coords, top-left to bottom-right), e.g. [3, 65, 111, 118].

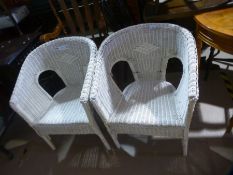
[90, 24, 199, 156]
[10, 37, 110, 150]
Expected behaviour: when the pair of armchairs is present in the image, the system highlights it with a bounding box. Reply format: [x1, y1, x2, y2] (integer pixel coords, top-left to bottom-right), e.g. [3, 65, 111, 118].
[10, 23, 199, 156]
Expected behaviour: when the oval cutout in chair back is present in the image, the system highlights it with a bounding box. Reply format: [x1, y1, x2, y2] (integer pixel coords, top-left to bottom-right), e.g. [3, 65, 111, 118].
[38, 70, 66, 97]
[111, 61, 135, 91]
[166, 57, 183, 89]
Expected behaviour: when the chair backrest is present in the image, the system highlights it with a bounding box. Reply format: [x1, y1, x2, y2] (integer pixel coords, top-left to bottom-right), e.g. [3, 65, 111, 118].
[10, 37, 97, 124]
[90, 23, 197, 121]
[49, 0, 106, 38]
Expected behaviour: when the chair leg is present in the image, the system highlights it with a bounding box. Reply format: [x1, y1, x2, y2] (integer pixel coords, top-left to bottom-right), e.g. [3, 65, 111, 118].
[107, 131, 120, 149]
[41, 135, 56, 150]
[111, 133, 120, 149]
[182, 137, 188, 156]
[97, 134, 111, 151]
[104, 126, 120, 149]
[0, 145, 14, 159]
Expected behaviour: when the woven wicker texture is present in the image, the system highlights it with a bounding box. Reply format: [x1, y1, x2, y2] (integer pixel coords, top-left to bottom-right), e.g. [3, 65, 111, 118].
[90, 23, 199, 155]
[10, 37, 110, 150]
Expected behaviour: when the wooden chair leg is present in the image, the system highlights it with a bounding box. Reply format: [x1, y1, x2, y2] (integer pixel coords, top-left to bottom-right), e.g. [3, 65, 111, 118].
[226, 116, 233, 134]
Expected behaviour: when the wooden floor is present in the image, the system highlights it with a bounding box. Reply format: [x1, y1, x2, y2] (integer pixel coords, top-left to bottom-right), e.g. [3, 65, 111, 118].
[1, 49, 233, 174]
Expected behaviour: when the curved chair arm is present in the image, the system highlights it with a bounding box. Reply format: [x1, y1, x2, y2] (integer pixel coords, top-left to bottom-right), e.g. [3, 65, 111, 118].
[174, 28, 199, 125]
[10, 51, 53, 125]
[40, 22, 64, 42]
[79, 38, 97, 104]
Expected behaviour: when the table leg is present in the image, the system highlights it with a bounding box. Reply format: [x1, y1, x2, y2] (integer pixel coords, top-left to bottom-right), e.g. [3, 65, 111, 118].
[195, 26, 202, 69]
[204, 47, 215, 80]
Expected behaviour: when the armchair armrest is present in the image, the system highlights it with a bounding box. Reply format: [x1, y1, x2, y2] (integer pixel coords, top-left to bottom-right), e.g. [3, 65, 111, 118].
[80, 38, 97, 104]
[174, 29, 199, 123]
[79, 38, 98, 127]
[40, 21, 64, 42]
[10, 51, 53, 124]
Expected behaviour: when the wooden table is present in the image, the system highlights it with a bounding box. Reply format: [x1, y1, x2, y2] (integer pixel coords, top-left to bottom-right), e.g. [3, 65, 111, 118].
[194, 7, 233, 132]
[144, 0, 233, 22]
[194, 7, 233, 69]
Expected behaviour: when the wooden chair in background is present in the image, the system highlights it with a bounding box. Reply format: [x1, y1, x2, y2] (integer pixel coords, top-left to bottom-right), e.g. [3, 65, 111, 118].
[40, 0, 107, 44]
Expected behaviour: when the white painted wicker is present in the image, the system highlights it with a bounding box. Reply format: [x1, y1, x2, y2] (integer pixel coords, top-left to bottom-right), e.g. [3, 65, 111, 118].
[10, 37, 110, 150]
[90, 23, 199, 156]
